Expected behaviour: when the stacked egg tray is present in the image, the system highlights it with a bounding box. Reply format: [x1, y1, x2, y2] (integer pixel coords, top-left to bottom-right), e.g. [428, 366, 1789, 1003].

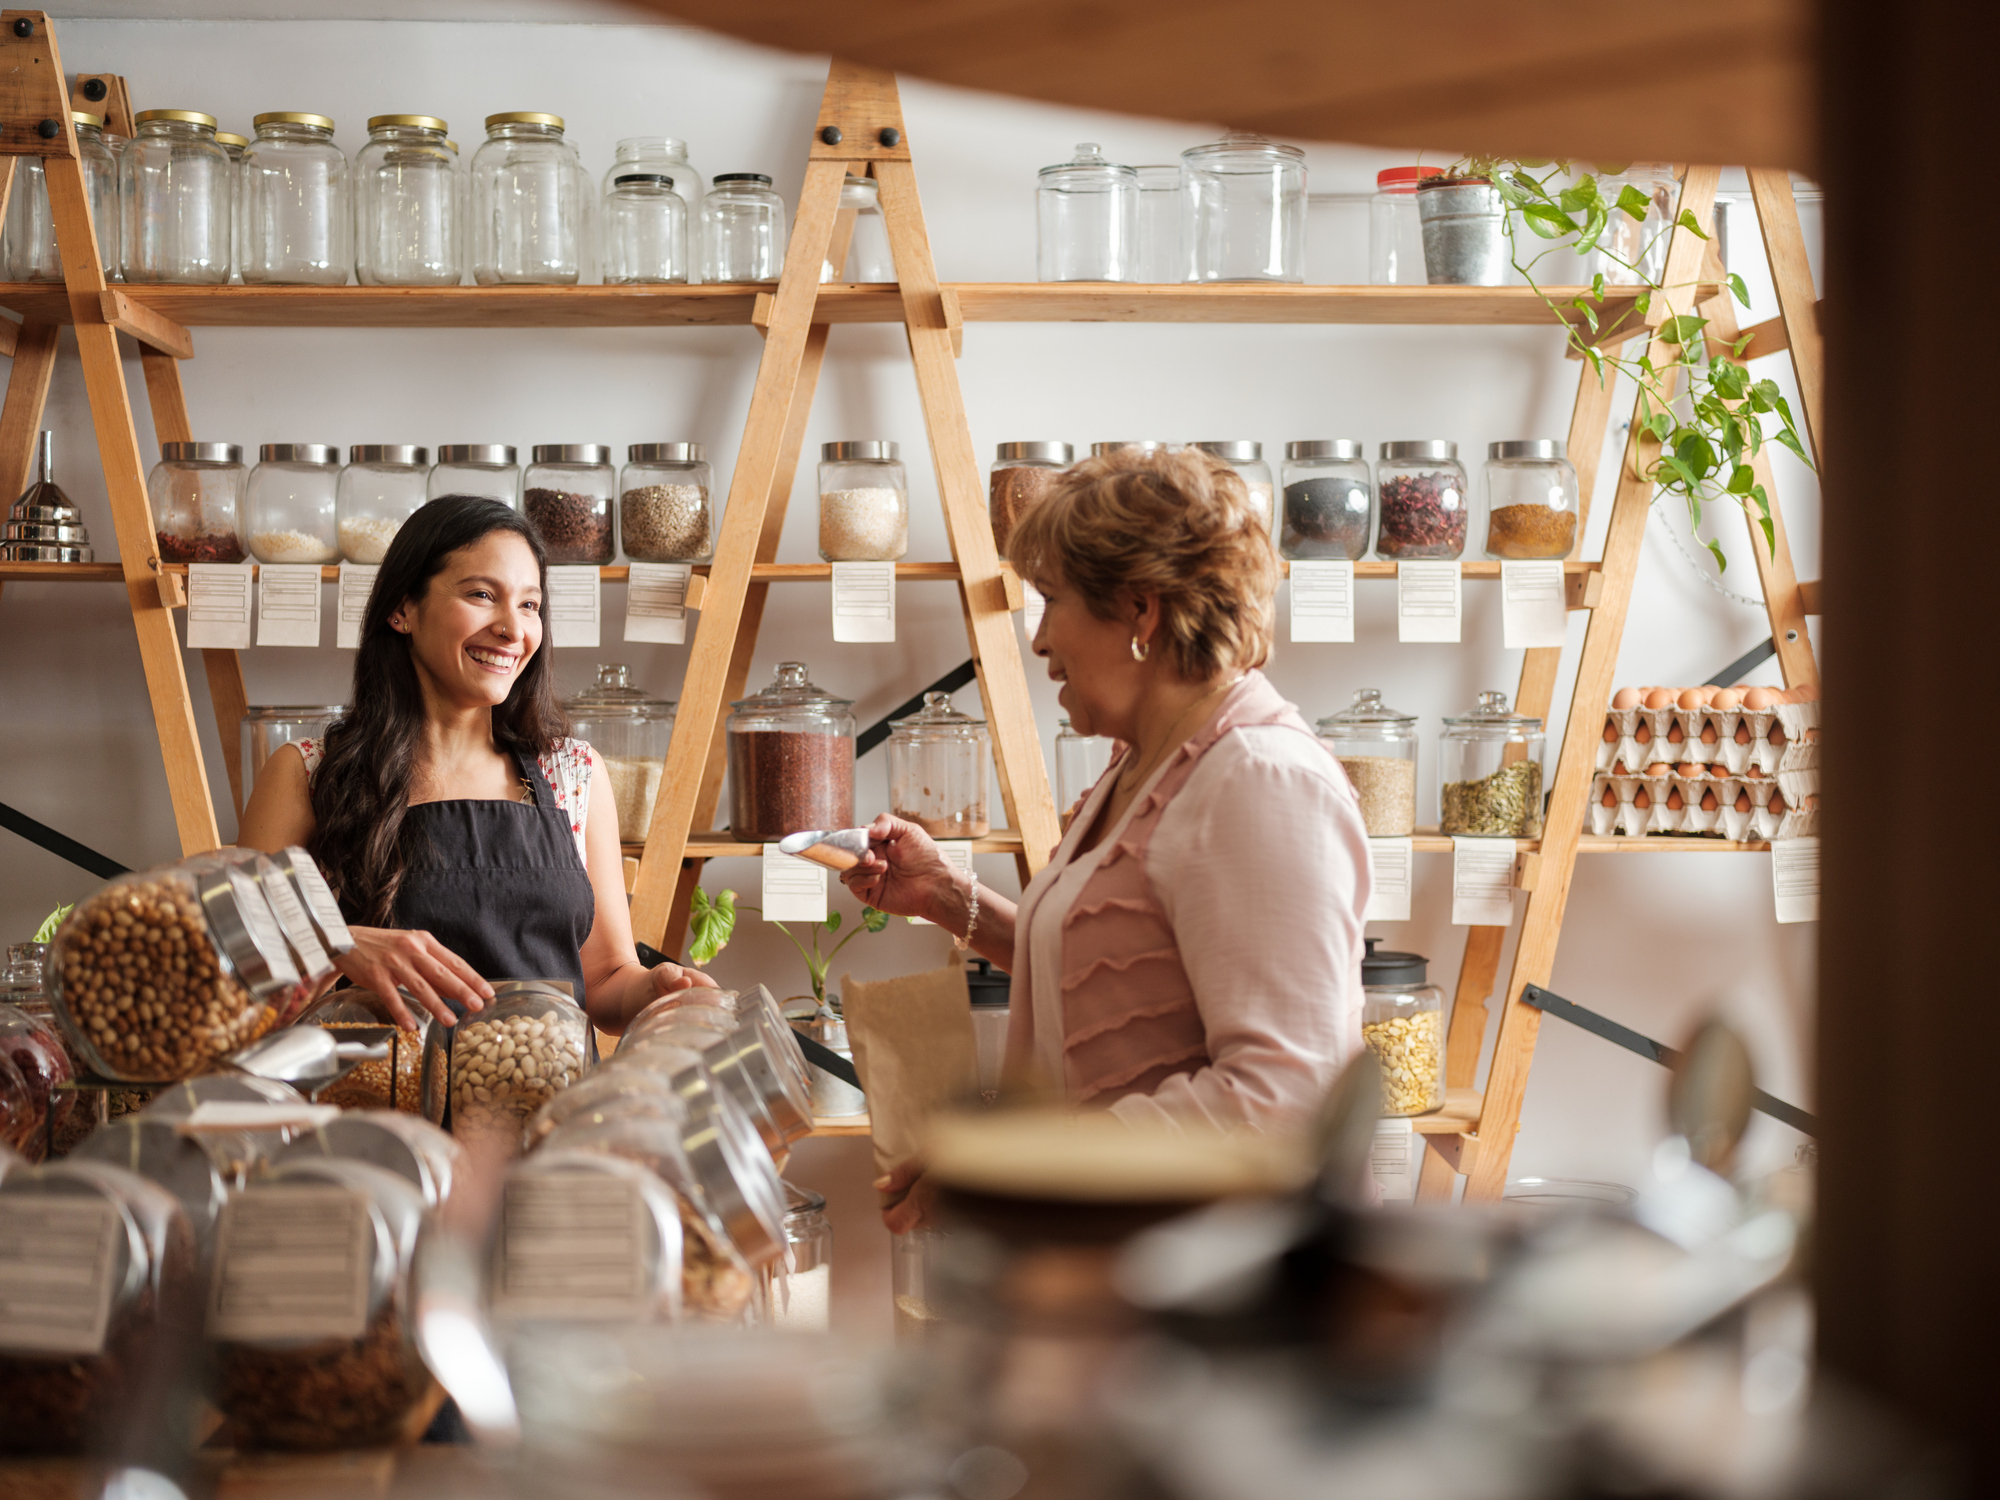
[1589, 694, 1820, 841]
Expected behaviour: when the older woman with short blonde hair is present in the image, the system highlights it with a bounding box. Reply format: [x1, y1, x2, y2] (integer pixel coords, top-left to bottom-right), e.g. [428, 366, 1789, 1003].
[844, 450, 1370, 1226]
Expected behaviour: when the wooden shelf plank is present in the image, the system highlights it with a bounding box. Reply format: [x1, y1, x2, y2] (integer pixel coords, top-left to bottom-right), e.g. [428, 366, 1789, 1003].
[0, 560, 123, 582]
[1411, 1087, 1482, 1135]
[627, 829, 1029, 860]
[810, 1114, 871, 1137]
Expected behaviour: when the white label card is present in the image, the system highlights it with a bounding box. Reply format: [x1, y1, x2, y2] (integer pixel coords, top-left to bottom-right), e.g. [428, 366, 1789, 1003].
[1772, 835, 1820, 924]
[762, 843, 829, 923]
[256, 864, 332, 979]
[184, 562, 255, 649]
[546, 566, 602, 648]
[1371, 1117, 1418, 1204]
[910, 840, 975, 927]
[623, 562, 693, 645]
[1451, 836, 1517, 925]
[1364, 837, 1414, 923]
[1289, 560, 1356, 643]
[1021, 580, 1046, 637]
[1500, 559, 1568, 649]
[256, 563, 323, 648]
[0, 1196, 121, 1355]
[831, 560, 896, 643]
[336, 564, 378, 650]
[209, 1185, 372, 1342]
[1397, 560, 1462, 644]
[496, 1174, 652, 1321]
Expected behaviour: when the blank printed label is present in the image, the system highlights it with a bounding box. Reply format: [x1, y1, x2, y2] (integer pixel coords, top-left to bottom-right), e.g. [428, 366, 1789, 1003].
[762, 844, 829, 922]
[335, 565, 378, 650]
[1290, 560, 1355, 643]
[1365, 837, 1414, 923]
[497, 1174, 651, 1321]
[0, 1196, 120, 1355]
[1397, 561, 1462, 644]
[546, 566, 602, 648]
[1451, 836, 1516, 925]
[256, 563, 323, 648]
[185, 562, 255, 650]
[625, 562, 692, 645]
[831, 560, 896, 643]
[209, 1186, 371, 1342]
[1772, 836, 1820, 923]
[1021, 581, 1046, 636]
[1501, 560, 1567, 649]
[1371, 1117, 1417, 1204]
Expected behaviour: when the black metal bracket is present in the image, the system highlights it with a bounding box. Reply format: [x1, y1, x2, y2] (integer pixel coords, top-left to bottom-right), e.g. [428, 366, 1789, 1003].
[0, 800, 129, 879]
[856, 659, 977, 758]
[1704, 637, 1778, 688]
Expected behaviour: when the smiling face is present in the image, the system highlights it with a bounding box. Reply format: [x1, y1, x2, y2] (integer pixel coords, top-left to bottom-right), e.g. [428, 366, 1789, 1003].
[390, 530, 544, 711]
[1031, 568, 1148, 743]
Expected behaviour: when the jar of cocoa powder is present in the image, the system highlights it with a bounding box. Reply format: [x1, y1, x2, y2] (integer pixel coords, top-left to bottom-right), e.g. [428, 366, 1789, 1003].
[725, 662, 855, 844]
[524, 444, 615, 565]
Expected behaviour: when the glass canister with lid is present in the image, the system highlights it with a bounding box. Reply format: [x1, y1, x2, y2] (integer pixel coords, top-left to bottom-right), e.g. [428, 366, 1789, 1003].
[1037, 142, 1136, 283]
[0, 945, 91, 1157]
[524, 444, 616, 564]
[428, 444, 519, 508]
[1280, 440, 1373, 560]
[1133, 163, 1181, 283]
[887, 691, 990, 840]
[241, 706, 341, 803]
[819, 174, 894, 282]
[1368, 166, 1443, 284]
[726, 662, 856, 844]
[215, 132, 247, 284]
[603, 136, 707, 228]
[1316, 690, 1418, 838]
[565, 665, 676, 841]
[621, 443, 712, 562]
[1594, 163, 1680, 286]
[819, 440, 908, 562]
[700, 173, 787, 283]
[602, 172, 688, 284]
[1439, 691, 1546, 837]
[989, 441, 1070, 558]
[295, 992, 433, 1118]
[1193, 441, 1273, 525]
[470, 112, 587, 286]
[3, 112, 119, 281]
[355, 114, 459, 287]
[246, 443, 340, 564]
[441, 981, 589, 1150]
[1090, 440, 1167, 459]
[1374, 440, 1469, 560]
[1360, 939, 1445, 1117]
[150, 442, 247, 564]
[120, 109, 231, 284]
[1180, 131, 1306, 283]
[239, 111, 350, 285]
[1055, 717, 1114, 827]
[336, 445, 429, 564]
[1483, 439, 1580, 559]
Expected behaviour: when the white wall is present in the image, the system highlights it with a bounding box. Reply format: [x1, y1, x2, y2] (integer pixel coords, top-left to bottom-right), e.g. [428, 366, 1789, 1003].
[1, 13, 1822, 1195]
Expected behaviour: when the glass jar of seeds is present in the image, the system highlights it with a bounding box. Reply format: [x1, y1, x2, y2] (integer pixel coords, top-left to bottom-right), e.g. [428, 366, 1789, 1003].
[818, 441, 908, 562]
[726, 662, 856, 844]
[523, 445, 615, 565]
[887, 691, 990, 840]
[246, 444, 340, 565]
[1374, 440, 1469, 561]
[428, 445, 519, 509]
[1483, 439, 1579, 560]
[1192, 441, 1273, 530]
[989, 442, 1070, 558]
[564, 665, 676, 842]
[149, 442, 247, 564]
[1316, 689, 1417, 837]
[1361, 939, 1445, 1116]
[621, 443, 713, 563]
[336, 445, 429, 564]
[1280, 440, 1372, 560]
[1439, 691, 1545, 837]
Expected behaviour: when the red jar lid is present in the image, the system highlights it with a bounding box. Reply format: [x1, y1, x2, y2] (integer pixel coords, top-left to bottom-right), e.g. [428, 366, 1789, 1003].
[1376, 165, 1445, 192]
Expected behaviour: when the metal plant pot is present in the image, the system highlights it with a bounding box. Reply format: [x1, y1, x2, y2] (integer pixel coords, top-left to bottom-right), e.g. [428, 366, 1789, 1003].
[1418, 176, 1507, 286]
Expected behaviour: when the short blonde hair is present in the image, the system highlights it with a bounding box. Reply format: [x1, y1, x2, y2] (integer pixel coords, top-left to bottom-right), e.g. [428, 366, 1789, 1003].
[1008, 448, 1277, 681]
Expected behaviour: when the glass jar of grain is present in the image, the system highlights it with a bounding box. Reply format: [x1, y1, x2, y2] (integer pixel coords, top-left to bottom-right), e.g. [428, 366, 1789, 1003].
[1280, 440, 1372, 560]
[988, 441, 1070, 557]
[1439, 690, 1545, 837]
[336, 445, 430, 564]
[726, 662, 855, 844]
[818, 441, 907, 562]
[1361, 939, 1445, 1116]
[1483, 439, 1579, 559]
[564, 664, 676, 842]
[1316, 689, 1417, 837]
[621, 443, 713, 563]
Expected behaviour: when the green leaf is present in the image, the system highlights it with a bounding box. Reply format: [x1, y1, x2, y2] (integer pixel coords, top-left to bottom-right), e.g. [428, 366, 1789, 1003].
[1707, 537, 1729, 573]
[686, 887, 738, 965]
[33, 904, 72, 944]
[1591, 271, 1606, 300]
[824, 910, 842, 933]
[1727, 463, 1757, 495]
[1645, 411, 1675, 441]
[1676, 209, 1712, 239]
[1595, 160, 1632, 177]
[863, 907, 889, 933]
[1659, 313, 1709, 346]
[1615, 184, 1654, 221]
[1633, 291, 1652, 318]
[1773, 427, 1810, 462]
[1569, 295, 1599, 334]
[1585, 346, 1606, 380]
[1519, 202, 1577, 240]
[1728, 272, 1751, 307]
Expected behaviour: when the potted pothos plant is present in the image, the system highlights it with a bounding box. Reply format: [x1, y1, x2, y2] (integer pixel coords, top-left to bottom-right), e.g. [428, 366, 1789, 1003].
[686, 887, 887, 1009]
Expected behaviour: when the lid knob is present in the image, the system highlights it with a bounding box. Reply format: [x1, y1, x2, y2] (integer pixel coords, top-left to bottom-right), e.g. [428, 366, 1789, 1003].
[1479, 691, 1510, 713]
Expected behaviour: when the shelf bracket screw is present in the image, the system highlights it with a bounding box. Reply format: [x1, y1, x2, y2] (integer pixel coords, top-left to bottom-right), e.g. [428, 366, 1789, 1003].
[11, 18, 31, 36]
[878, 127, 901, 147]
[818, 125, 842, 145]
[36, 118, 57, 139]
[1784, 629, 1799, 643]
[82, 78, 107, 101]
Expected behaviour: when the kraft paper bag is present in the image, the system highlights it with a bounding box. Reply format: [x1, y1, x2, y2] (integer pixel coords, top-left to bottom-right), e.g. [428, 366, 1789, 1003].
[841, 961, 978, 1175]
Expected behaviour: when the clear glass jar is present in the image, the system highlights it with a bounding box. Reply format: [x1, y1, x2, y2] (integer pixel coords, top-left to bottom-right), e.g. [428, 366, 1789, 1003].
[1193, 440, 1273, 526]
[246, 443, 340, 564]
[767, 1181, 831, 1331]
[1374, 440, 1468, 561]
[239, 112, 349, 285]
[215, 132, 247, 285]
[820, 174, 894, 282]
[1360, 940, 1445, 1117]
[700, 172, 786, 283]
[887, 691, 990, 840]
[120, 109, 231, 284]
[1037, 142, 1136, 283]
[3, 113, 119, 281]
[1484, 439, 1579, 560]
[1181, 131, 1306, 283]
[428, 444, 518, 508]
[1, 944, 94, 1157]
[726, 662, 857, 844]
[442, 982, 589, 1149]
[1368, 166, 1440, 285]
[0, 1000, 72, 1162]
[818, 440, 907, 561]
[705, 1014, 814, 1161]
[1316, 689, 1418, 837]
[275, 1110, 462, 1205]
[355, 114, 459, 287]
[493, 1151, 691, 1324]
[1054, 717, 1113, 828]
[336, 444, 429, 564]
[471, 113, 586, 286]
[1439, 691, 1546, 837]
[295, 992, 434, 1119]
[566, 664, 676, 841]
[241, 705, 340, 804]
[603, 137, 706, 272]
[1133, 163, 1181, 283]
[602, 172, 688, 284]
[676, 1082, 785, 1269]
[150, 441, 247, 564]
[523, 444, 615, 564]
[892, 1228, 947, 1342]
[989, 440, 1070, 557]
[621, 442, 712, 562]
[1280, 439, 1372, 560]
[1090, 440, 1167, 459]
[1594, 162, 1680, 286]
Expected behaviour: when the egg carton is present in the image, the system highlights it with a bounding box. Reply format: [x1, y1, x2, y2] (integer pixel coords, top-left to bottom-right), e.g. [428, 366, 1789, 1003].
[1588, 766, 1819, 841]
[1597, 699, 1822, 778]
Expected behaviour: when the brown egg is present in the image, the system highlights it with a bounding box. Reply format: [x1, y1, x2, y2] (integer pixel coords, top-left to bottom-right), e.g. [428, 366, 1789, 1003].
[1700, 723, 1718, 744]
[1603, 720, 1619, 743]
[1666, 788, 1684, 810]
[1769, 788, 1788, 812]
[1601, 785, 1618, 808]
[1744, 766, 1765, 780]
[1677, 687, 1708, 711]
[1612, 758, 1630, 775]
[1805, 793, 1821, 811]
[1634, 787, 1652, 809]
[1700, 789, 1719, 811]
[1742, 685, 1775, 711]
[1635, 721, 1653, 744]
[1793, 683, 1820, 705]
[1611, 687, 1642, 711]
[1644, 687, 1676, 710]
[1735, 790, 1753, 812]
[1710, 687, 1744, 712]
[1646, 761, 1673, 777]
[1734, 722, 1753, 744]
[1667, 723, 1685, 744]
[1768, 722, 1786, 744]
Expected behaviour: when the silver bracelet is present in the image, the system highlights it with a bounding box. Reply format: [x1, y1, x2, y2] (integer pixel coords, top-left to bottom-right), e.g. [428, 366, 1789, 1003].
[962, 870, 980, 949]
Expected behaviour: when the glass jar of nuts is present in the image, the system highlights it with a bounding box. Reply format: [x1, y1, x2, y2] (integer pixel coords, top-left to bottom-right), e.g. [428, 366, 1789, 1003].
[1360, 939, 1445, 1116]
[297, 992, 437, 1120]
[440, 981, 588, 1150]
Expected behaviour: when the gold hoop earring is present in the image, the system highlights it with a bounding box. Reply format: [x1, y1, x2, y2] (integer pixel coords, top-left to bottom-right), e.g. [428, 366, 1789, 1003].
[1130, 636, 1149, 662]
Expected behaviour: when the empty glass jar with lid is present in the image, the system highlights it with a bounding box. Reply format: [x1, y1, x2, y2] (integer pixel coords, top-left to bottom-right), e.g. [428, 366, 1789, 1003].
[621, 443, 712, 562]
[565, 665, 676, 841]
[819, 441, 907, 562]
[727, 662, 856, 844]
[1361, 939, 1446, 1117]
[989, 441, 1070, 557]
[121, 109, 231, 284]
[215, 132, 247, 283]
[428, 444, 518, 508]
[3, 112, 119, 280]
[151, 442, 247, 563]
[819, 174, 894, 282]
[242, 705, 341, 801]
[1483, 439, 1579, 559]
[887, 692, 991, 840]
[1374, 440, 1469, 560]
[1193, 441, 1273, 524]
[337, 445, 429, 564]
[602, 172, 688, 283]
[1369, 166, 1441, 285]
[524, 445, 615, 564]
[1055, 717, 1114, 826]
[1037, 142, 1136, 282]
[1280, 440, 1372, 560]
[239, 112, 349, 284]
[1181, 131, 1306, 283]
[603, 137, 706, 241]
[246, 444, 340, 564]
[356, 114, 459, 286]
[1316, 690, 1418, 837]
[471, 112, 587, 286]
[701, 173, 787, 282]
[1439, 691, 1545, 837]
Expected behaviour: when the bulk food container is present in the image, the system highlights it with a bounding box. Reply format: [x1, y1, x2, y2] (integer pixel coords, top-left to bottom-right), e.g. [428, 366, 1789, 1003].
[819, 440, 908, 561]
[1483, 439, 1579, 560]
[73, 1116, 233, 1261]
[620, 442, 712, 562]
[766, 1182, 831, 1331]
[726, 662, 856, 843]
[336, 445, 429, 564]
[1439, 691, 1545, 837]
[428, 444, 518, 508]
[1316, 689, 1418, 838]
[274, 1111, 463, 1207]
[1368, 166, 1441, 285]
[1133, 163, 1181, 283]
[356, 114, 458, 287]
[120, 110, 231, 284]
[700, 173, 787, 282]
[471, 113, 587, 285]
[1181, 131, 1305, 283]
[886, 691, 990, 839]
[988, 440, 1070, 557]
[239, 112, 350, 285]
[150, 442, 247, 564]
[604, 137, 707, 230]
[1037, 142, 1136, 282]
[1279, 440, 1372, 561]
[523, 444, 615, 565]
[1193, 440, 1273, 523]
[0, 945, 92, 1156]
[524, 1065, 687, 1150]
[602, 172, 688, 283]
[492, 1150, 686, 1323]
[1360, 939, 1446, 1116]
[0, 1046, 36, 1159]
[246, 444, 340, 564]
[437, 981, 589, 1148]
[565, 664, 676, 840]
[3, 111, 118, 280]
[1374, 440, 1469, 561]
[296, 992, 437, 1118]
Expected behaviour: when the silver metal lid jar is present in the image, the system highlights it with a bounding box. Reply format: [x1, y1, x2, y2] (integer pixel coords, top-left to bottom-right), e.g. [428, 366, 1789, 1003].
[1288, 439, 1364, 461]
[435, 444, 517, 465]
[996, 441, 1072, 463]
[258, 443, 337, 465]
[822, 440, 898, 462]
[1381, 440, 1457, 462]
[350, 445, 427, 465]
[629, 442, 705, 463]
[1195, 440, 1262, 462]
[532, 444, 612, 465]
[1091, 440, 1165, 457]
[161, 442, 243, 464]
[1488, 439, 1565, 460]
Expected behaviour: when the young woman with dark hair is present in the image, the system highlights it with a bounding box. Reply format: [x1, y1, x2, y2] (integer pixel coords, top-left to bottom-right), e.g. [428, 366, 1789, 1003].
[238, 495, 712, 1031]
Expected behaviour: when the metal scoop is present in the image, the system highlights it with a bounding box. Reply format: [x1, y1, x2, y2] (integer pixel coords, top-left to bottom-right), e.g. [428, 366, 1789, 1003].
[775, 827, 872, 871]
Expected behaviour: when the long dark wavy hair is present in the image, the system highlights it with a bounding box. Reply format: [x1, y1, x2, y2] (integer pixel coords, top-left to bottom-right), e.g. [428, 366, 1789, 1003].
[308, 496, 570, 924]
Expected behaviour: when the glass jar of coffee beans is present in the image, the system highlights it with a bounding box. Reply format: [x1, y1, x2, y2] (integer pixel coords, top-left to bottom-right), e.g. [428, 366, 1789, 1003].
[620, 443, 712, 563]
[524, 444, 615, 565]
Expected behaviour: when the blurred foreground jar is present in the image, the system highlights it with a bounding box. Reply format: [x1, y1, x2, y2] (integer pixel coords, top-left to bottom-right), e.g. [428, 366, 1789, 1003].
[1037, 142, 1136, 282]
[471, 112, 586, 285]
[355, 114, 459, 286]
[1360, 940, 1445, 1116]
[336, 445, 429, 563]
[565, 665, 676, 840]
[3, 112, 119, 280]
[765, 1182, 831, 1331]
[240, 112, 349, 284]
[150, 441, 247, 564]
[246, 443, 340, 564]
[700, 173, 786, 282]
[727, 662, 856, 843]
[120, 109, 231, 283]
[887, 691, 990, 839]
[1181, 130, 1305, 283]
